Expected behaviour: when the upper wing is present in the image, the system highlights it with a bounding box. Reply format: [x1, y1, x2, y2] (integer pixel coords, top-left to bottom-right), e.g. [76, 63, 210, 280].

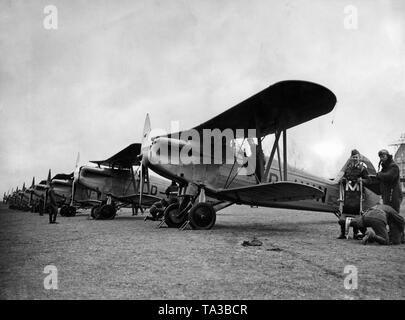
[168, 80, 336, 138]
[52, 173, 74, 180]
[90, 143, 141, 168]
[214, 181, 324, 206]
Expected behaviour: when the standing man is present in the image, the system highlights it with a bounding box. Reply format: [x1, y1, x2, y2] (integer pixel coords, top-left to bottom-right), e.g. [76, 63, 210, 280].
[337, 149, 369, 239]
[38, 196, 44, 216]
[47, 184, 58, 224]
[376, 149, 403, 213]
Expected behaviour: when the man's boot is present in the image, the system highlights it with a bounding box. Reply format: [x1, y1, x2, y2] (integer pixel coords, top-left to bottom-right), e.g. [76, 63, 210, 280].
[337, 223, 346, 239]
[353, 227, 364, 240]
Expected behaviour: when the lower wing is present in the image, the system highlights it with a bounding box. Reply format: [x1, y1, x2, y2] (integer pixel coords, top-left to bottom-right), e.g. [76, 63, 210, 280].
[215, 182, 324, 207]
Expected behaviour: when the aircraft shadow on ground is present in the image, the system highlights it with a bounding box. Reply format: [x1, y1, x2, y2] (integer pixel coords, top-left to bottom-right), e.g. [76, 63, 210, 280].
[213, 219, 334, 233]
[110, 216, 147, 221]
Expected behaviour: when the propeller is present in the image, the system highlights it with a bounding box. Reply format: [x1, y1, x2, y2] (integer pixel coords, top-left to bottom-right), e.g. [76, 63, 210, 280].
[29, 177, 35, 206]
[44, 169, 51, 211]
[139, 114, 152, 208]
[70, 152, 80, 207]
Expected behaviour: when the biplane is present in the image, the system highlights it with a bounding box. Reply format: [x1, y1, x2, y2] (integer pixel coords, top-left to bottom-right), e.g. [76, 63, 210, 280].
[48, 171, 99, 216]
[12, 177, 48, 212]
[8, 183, 31, 211]
[137, 80, 382, 230]
[72, 143, 169, 219]
[29, 173, 52, 213]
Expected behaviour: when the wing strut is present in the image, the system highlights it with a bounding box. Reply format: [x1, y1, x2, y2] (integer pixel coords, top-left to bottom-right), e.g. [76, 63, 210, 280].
[263, 129, 288, 182]
[277, 142, 282, 178]
[130, 166, 137, 194]
[264, 130, 281, 181]
[283, 129, 287, 181]
[255, 115, 264, 183]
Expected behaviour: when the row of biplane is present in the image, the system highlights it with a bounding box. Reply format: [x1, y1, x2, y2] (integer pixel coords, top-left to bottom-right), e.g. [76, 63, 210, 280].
[3, 80, 384, 229]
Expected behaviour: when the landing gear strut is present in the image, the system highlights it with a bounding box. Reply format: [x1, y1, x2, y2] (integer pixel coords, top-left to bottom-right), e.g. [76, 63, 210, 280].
[163, 203, 187, 228]
[162, 186, 217, 230]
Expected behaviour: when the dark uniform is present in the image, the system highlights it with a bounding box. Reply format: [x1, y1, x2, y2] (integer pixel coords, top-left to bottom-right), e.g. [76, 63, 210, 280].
[38, 196, 45, 216]
[337, 149, 369, 239]
[376, 150, 403, 213]
[351, 206, 389, 245]
[47, 187, 58, 224]
[147, 181, 179, 221]
[376, 204, 405, 245]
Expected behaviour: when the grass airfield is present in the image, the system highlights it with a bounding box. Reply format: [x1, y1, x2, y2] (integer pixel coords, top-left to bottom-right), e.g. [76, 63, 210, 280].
[0, 203, 404, 300]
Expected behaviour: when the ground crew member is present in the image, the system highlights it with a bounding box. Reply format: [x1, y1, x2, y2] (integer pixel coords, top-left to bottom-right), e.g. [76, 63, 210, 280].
[350, 205, 389, 245]
[377, 204, 405, 245]
[47, 185, 58, 224]
[337, 149, 369, 239]
[147, 181, 179, 221]
[376, 149, 403, 212]
[349, 204, 405, 245]
[38, 196, 44, 216]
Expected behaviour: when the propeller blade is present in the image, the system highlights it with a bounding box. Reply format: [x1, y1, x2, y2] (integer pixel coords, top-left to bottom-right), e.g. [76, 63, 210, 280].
[140, 114, 152, 161]
[75, 152, 80, 168]
[44, 169, 51, 211]
[139, 163, 143, 208]
[141, 113, 151, 148]
[138, 114, 152, 209]
[71, 153, 80, 207]
[70, 179, 76, 207]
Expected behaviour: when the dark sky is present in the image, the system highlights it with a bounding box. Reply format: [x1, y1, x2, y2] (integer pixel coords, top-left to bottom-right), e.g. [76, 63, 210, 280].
[1, 0, 404, 194]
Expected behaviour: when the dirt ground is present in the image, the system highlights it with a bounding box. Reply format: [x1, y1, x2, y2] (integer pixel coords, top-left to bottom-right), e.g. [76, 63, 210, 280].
[0, 203, 404, 300]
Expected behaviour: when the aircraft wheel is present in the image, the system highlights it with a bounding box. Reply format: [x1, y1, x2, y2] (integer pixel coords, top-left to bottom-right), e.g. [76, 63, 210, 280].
[60, 205, 69, 217]
[91, 206, 100, 219]
[99, 204, 116, 220]
[164, 203, 187, 228]
[67, 206, 76, 217]
[188, 202, 216, 230]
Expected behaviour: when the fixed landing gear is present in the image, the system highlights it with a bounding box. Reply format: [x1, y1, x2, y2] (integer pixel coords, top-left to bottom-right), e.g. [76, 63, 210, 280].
[91, 204, 116, 220]
[163, 203, 187, 228]
[162, 197, 216, 230]
[90, 205, 99, 219]
[188, 202, 216, 230]
[60, 205, 76, 217]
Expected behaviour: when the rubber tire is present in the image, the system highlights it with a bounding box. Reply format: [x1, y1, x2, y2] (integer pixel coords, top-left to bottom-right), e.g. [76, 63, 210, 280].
[188, 202, 216, 230]
[91, 205, 100, 219]
[67, 206, 76, 217]
[60, 205, 69, 217]
[99, 204, 116, 220]
[164, 203, 187, 228]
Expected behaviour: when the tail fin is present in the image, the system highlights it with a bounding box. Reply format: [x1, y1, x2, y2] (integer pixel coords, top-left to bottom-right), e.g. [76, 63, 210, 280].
[47, 169, 52, 186]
